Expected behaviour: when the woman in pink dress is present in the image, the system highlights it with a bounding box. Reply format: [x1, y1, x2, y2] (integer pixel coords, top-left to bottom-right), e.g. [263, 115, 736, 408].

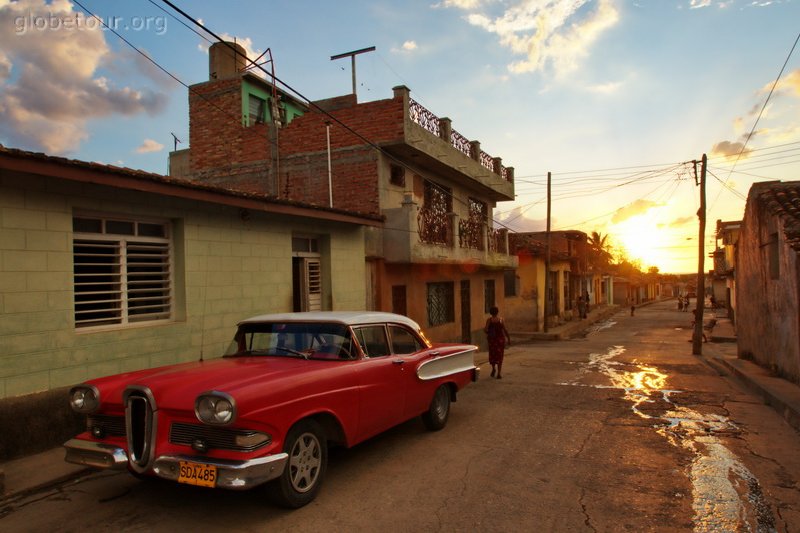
[485, 306, 511, 379]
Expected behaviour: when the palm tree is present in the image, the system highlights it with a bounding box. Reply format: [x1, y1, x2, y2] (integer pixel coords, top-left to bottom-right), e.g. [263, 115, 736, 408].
[588, 231, 613, 270]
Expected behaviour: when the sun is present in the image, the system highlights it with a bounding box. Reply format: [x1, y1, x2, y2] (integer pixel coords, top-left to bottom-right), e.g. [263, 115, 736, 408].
[611, 213, 671, 271]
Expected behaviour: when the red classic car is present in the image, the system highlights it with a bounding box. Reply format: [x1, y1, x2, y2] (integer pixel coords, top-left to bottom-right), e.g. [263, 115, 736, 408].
[64, 311, 479, 507]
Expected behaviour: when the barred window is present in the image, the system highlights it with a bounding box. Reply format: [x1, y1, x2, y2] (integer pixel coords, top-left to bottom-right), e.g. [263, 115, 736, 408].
[484, 279, 495, 313]
[427, 282, 454, 326]
[73, 215, 172, 329]
[504, 270, 519, 297]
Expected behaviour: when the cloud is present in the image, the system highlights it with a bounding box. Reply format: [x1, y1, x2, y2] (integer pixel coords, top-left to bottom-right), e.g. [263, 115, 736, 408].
[667, 216, 694, 227]
[135, 138, 164, 153]
[402, 40, 418, 51]
[687, 0, 733, 7]
[197, 33, 264, 76]
[711, 139, 753, 160]
[453, 0, 619, 78]
[710, 69, 800, 159]
[495, 206, 547, 232]
[772, 68, 800, 98]
[586, 80, 622, 94]
[610, 199, 660, 224]
[0, 0, 168, 154]
[433, 0, 484, 8]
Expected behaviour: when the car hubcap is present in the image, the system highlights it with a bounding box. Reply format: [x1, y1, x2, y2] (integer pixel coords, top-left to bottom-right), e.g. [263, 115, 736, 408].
[289, 432, 321, 492]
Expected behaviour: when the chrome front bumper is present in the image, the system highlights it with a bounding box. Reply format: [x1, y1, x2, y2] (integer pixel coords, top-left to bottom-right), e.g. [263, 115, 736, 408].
[63, 439, 287, 490]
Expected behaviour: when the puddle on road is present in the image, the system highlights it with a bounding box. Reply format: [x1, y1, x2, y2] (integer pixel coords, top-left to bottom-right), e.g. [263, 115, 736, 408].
[563, 345, 775, 533]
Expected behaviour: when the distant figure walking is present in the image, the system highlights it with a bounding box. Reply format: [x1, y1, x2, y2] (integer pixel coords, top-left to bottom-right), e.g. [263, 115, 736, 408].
[578, 296, 587, 319]
[485, 306, 511, 379]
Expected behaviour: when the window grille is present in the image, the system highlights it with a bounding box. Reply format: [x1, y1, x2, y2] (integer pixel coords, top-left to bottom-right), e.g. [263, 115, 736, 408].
[427, 282, 454, 326]
[484, 280, 495, 313]
[73, 216, 171, 328]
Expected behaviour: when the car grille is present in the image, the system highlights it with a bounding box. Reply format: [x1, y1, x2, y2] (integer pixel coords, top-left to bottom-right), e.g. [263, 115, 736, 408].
[125, 387, 156, 469]
[88, 414, 126, 437]
[170, 422, 268, 452]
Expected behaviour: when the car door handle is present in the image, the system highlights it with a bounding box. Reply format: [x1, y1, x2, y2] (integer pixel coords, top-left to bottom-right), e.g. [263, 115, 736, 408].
[429, 351, 440, 357]
[392, 359, 405, 365]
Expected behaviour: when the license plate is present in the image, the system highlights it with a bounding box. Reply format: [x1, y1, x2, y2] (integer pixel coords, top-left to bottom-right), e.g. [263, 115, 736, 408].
[178, 461, 217, 488]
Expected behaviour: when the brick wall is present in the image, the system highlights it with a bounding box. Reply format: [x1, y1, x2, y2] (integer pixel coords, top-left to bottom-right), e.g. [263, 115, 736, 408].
[188, 79, 274, 194]
[186, 78, 405, 215]
[276, 95, 405, 216]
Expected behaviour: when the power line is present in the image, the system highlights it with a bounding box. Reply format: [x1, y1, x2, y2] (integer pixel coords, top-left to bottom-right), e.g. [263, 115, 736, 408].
[724, 31, 800, 177]
[157, 0, 530, 235]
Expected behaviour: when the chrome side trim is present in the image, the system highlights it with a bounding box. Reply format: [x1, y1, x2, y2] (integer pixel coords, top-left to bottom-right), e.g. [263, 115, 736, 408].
[152, 453, 289, 490]
[417, 347, 478, 381]
[63, 438, 128, 469]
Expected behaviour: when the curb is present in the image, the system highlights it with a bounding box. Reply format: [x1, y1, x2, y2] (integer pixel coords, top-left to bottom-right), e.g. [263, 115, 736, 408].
[714, 356, 800, 433]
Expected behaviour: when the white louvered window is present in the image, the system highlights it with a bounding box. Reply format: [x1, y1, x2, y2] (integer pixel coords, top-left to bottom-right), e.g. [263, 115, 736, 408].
[72, 215, 172, 329]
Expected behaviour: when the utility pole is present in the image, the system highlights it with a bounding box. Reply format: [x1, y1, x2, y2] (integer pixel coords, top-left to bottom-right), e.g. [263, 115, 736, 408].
[544, 172, 552, 333]
[330, 46, 376, 98]
[692, 154, 707, 355]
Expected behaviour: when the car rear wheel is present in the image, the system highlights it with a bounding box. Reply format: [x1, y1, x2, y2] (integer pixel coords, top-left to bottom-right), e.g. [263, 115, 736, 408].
[422, 385, 451, 431]
[269, 419, 327, 508]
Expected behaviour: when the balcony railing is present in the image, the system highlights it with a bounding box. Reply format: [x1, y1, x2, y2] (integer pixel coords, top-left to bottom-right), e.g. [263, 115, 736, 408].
[418, 206, 452, 246]
[408, 98, 512, 183]
[408, 99, 440, 138]
[488, 228, 508, 254]
[458, 218, 484, 250]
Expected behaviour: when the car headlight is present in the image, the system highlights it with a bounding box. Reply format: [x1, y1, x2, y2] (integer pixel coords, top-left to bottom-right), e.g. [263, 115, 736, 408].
[195, 391, 237, 425]
[69, 385, 100, 414]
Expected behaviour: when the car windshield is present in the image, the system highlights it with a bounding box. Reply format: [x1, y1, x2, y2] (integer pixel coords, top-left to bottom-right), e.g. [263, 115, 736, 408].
[224, 322, 356, 360]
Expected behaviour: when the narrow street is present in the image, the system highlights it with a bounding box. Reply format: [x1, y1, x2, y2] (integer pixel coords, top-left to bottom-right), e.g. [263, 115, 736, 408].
[2, 300, 799, 532]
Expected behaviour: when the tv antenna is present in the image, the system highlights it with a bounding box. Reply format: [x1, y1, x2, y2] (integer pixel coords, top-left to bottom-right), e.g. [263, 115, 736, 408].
[330, 46, 376, 98]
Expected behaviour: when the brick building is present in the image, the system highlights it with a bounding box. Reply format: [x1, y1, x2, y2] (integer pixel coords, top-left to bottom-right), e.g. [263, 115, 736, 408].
[172, 42, 518, 344]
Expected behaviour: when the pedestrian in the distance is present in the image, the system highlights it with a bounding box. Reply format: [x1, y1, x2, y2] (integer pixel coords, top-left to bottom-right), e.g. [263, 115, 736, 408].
[485, 306, 511, 379]
[578, 295, 587, 319]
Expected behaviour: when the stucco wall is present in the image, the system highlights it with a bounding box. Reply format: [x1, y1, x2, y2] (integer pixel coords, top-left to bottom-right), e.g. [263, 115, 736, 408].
[0, 171, 367, 400]
[380, 263, 505, 347]
[737, 195, 800, 384]
[504, 254, 543, 332]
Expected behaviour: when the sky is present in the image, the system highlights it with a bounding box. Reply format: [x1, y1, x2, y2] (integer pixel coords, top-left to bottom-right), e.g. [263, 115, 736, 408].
[1, 0, 799, 273]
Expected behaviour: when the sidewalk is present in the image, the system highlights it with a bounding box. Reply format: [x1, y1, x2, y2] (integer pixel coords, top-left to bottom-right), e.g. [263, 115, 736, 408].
[509, 303, 622, 341]
[701, 310, 800, 434]
[3, 303, 800, 503]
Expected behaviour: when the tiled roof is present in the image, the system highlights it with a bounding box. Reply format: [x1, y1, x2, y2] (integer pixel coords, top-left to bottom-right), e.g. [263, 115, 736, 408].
[752, 181, 800, 251]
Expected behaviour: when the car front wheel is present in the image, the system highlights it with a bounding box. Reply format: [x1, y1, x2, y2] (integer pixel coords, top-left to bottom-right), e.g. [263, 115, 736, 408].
[422, 384, 451, 431]
[269, 419, 327, 508]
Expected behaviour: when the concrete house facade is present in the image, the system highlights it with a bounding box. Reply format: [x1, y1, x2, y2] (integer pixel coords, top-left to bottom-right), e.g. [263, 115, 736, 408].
[506, 231, 600, 332]
[737, 181, 800, 385]
[711, 219, 740, 323]
[173, 42, 518, 346]
[0, 146, 377, 458]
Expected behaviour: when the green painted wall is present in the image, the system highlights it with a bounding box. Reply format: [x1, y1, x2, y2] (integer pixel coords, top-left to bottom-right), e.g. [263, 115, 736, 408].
[242, 79, 305, 127]
[0, 171, 366, 399]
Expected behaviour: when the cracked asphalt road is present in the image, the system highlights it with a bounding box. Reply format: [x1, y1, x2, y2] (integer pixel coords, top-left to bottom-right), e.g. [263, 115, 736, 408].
[2, 300, 799, 532]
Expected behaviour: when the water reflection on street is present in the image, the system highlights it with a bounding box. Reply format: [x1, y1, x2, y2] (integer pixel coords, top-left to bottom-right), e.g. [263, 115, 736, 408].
[563, 345, 775, 532]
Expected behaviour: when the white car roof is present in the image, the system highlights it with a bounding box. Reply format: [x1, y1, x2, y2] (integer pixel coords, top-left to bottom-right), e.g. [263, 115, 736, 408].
[238, 311, 423, 330]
